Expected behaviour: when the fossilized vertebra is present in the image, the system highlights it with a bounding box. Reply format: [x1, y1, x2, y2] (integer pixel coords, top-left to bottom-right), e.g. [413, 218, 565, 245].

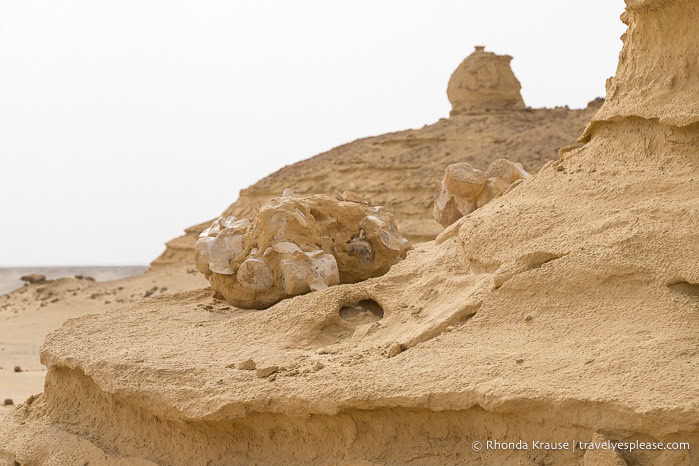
[197, 193, 409, 308]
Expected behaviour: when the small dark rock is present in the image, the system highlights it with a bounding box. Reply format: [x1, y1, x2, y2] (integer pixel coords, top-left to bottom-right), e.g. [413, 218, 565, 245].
[13, 365, 22, 372]
[348, 239, 375, 264]
[2, 398, 13, 406]
[387, 342, 403, 358]
[311, 361, 325, 372]
[256, 366, 279, 378]
[20, 274, 46, 284]
[237, 359, 256, 370]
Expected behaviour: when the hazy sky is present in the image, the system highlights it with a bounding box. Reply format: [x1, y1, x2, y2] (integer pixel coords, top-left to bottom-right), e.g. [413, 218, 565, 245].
[0, 1, 627, 266]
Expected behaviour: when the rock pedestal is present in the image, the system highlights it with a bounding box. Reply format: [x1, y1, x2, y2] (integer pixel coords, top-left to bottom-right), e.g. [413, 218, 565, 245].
[447, 46, 526, 116]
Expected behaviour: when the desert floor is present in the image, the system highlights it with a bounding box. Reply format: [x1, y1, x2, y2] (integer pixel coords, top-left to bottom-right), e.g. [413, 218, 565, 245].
[0, 266, 207, 423]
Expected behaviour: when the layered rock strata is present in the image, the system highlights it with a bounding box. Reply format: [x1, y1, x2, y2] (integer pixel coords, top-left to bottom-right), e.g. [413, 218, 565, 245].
[3, 2, 698, 465]
[151, 53, 601, 268]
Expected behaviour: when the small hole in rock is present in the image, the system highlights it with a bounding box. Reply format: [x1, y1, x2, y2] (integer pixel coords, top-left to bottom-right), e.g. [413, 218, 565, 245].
[668, 281, 699, 298]
[340, 299, 384, 322]
[522, 251, 562, 270]
[316, 299, 385, 346]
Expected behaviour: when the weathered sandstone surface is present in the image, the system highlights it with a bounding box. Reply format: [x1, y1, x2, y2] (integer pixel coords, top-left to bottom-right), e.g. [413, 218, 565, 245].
[2, 1, 698, 464]
[152, 46, 600, 268]
[196, 194, 408, 308]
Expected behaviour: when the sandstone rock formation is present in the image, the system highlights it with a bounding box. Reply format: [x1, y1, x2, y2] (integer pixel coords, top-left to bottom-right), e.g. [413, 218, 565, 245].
[433, 159, 530, 227]
[447, 46, 526, 115]
[195, 194, 408, 308]
[4, 1, 697, 464]
[152, 62, 600, 269]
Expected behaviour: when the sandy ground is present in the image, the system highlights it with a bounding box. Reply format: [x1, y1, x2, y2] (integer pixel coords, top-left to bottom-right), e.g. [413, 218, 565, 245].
[0, 265, 207, 424]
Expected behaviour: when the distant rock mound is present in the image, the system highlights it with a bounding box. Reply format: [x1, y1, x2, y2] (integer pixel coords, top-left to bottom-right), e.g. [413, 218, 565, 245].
[447, 46, 526, 115]
[19, 274, 47, 285]
[195, 194, 408, 309]
[152, 49, 599, 269]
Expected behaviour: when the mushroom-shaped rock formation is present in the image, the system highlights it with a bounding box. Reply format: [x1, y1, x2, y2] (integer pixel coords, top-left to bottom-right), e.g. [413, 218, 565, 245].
[433, 159, 530, 227]
[195, 194, 409, 308]
[447, 46, 526, 116]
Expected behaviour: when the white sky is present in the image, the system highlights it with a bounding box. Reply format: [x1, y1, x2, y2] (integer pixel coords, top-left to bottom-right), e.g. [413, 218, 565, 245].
[0, 0, 627, 266]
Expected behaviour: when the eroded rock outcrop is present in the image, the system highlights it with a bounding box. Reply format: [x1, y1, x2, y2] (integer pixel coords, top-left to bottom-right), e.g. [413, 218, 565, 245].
[152, 54, 597, 268]
[433, 159, 530, 227]
[447, 46, 526, 116]
[195, 194, 408, 308]
[580, 0, 699, 139]
[2, 2, 698, 465]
